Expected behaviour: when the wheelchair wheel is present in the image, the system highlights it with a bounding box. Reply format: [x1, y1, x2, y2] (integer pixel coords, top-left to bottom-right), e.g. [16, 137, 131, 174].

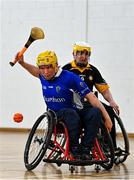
[98, 123, 115, 170]
[114, 113, 129, 164]
[24, 111, 54, 170]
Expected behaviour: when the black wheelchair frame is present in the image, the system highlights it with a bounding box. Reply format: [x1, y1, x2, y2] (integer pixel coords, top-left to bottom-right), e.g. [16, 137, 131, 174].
[24, 110, 115, 173]
[94, 91, 130, 164]
[113, 112, 130, 164]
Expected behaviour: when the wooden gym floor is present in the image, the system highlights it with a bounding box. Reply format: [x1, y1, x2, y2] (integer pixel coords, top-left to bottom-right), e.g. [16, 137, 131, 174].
[0, 130, 134, 180]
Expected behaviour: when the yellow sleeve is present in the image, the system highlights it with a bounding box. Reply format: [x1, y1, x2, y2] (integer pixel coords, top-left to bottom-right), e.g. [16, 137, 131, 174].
[95, 83, 109, 93]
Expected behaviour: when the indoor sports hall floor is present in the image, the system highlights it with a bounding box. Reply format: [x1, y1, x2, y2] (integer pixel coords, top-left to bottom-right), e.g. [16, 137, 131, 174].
[0, 130, 134, 180]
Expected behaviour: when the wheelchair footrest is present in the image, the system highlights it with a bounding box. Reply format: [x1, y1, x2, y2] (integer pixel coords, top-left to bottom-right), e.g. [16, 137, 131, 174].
[43, 158, 109, 166]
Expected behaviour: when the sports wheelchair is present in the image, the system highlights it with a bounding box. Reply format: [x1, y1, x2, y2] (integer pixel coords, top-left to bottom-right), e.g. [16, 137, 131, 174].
[24, 110, 115, 173]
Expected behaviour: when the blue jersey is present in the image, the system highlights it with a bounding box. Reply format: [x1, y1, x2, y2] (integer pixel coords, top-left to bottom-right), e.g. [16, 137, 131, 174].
[39, 69, 91, 111]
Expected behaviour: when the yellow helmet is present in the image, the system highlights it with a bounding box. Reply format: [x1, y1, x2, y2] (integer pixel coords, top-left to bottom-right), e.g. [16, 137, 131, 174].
[73, 42, 91, 54]
[36, 51, 58, 67]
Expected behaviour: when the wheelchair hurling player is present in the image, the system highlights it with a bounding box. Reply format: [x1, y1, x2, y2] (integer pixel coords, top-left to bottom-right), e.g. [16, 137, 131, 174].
[16, 50, 114, 172]
[62, 42, 130, 165]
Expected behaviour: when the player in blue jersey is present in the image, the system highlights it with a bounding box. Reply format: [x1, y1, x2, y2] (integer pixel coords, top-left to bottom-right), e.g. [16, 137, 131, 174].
[15, 50, 112, 160]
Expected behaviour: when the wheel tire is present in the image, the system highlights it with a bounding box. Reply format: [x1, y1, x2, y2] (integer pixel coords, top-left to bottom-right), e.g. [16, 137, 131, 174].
[24, 112, 54, 170]
[114, 114, 129, 164]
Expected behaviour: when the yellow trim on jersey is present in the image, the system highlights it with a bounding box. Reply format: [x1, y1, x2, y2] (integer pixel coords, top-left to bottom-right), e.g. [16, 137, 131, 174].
[71, 60, 91, 73]
[95, 83, 109, 93]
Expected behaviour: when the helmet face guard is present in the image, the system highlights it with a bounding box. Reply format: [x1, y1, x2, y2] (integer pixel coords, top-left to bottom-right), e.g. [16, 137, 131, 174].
[36, 51, 58, 67]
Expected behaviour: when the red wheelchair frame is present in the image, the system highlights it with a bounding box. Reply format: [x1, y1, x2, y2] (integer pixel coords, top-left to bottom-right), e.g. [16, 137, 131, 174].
[24, 110, 114, 173]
